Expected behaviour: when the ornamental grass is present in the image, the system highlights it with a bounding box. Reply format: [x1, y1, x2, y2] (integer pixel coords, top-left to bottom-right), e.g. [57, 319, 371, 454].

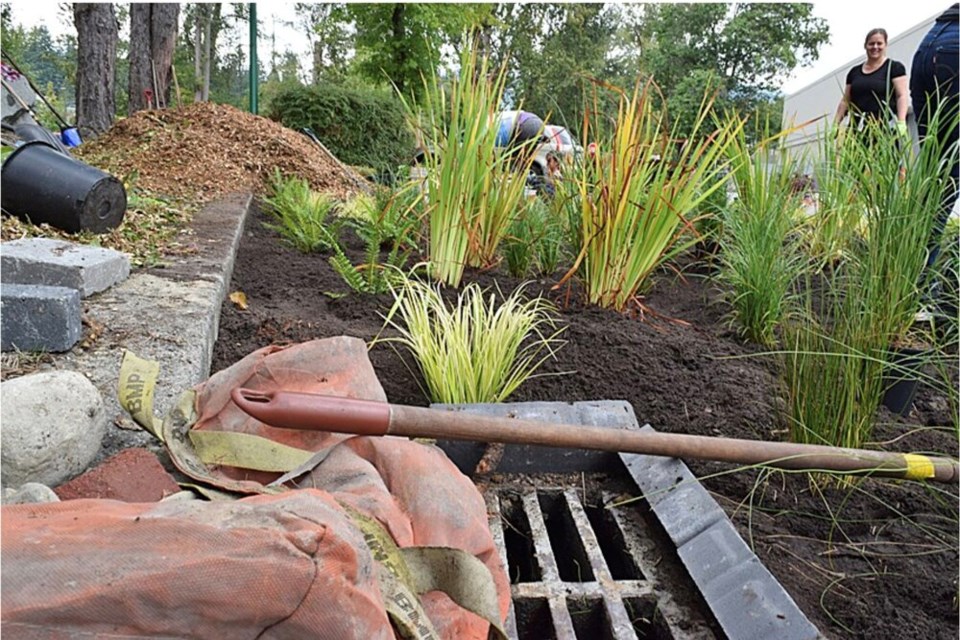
[784, 108, 956, 449]
[399, 42, 535, 287]
[559, 79, 741, 312]
[377, 275, 566, 404]
[717, 120, 806, 346]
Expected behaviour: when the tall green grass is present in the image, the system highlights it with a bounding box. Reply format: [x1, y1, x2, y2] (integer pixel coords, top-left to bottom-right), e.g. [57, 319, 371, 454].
[560, 79, 741, 311]
[803, 124, 868, 267]
[399, 42, 534, 286]
[784, 112, 955, 449]
[717, 121, 806, 346]
[502, 198, 567, 278]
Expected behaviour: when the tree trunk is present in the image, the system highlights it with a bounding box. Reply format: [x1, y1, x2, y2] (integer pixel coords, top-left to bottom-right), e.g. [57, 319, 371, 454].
[202, 9, 212, 101]
[128, 4, 152, 111]
[193, 7, 203, 101]
[391, 4, 406, 96]
[73, 3, 117, 139]
[128, 3, 180, 114]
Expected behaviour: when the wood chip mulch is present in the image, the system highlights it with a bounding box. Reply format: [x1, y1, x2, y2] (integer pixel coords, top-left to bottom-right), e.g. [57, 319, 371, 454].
[77, 102, 362, 204]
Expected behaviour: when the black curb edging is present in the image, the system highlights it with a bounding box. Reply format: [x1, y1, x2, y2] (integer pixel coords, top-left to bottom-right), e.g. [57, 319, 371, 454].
[622, 425, 824, 640]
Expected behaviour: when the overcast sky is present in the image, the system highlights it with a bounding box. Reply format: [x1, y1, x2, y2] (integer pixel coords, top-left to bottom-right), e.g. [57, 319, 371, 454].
[4, 1, 950, 95]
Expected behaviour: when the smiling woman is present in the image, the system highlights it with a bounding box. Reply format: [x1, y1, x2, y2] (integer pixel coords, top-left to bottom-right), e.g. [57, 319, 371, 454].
[833, 27, 910, 132]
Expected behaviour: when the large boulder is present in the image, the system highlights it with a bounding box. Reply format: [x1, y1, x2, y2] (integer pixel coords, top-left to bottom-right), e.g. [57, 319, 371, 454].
[1, 370, 107, 487]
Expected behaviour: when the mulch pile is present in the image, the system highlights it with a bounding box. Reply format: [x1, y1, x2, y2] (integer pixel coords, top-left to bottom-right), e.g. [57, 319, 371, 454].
[78, 102, 361, 203]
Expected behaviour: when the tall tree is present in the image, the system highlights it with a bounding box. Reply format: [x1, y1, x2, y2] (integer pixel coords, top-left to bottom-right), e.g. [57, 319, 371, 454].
[348, 3, 491, 98]
[290, 3, 350, 83]
[73, 2, 116, 138]
[628, 3, 829, 134]
[184, 3, 224, 102]
[128, 3, 179, 113]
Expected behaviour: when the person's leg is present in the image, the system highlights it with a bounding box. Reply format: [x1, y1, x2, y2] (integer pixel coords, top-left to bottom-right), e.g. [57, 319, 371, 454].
[911, 21, 959, 304]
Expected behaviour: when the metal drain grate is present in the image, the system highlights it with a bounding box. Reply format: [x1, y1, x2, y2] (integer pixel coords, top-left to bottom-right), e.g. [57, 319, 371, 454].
[485, 486, 717, 640]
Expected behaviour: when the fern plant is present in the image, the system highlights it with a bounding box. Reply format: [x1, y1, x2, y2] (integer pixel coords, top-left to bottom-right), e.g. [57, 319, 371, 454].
[260, 168, 342, 253]
[329, 227, 412, 294]
[329, 185, 422, 294]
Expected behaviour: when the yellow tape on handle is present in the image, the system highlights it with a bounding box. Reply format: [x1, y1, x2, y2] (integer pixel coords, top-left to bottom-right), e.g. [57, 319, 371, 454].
[903, 454, 936, 480]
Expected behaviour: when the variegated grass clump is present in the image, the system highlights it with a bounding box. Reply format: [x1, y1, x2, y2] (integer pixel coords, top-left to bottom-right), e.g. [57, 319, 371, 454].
[717, 120, 806, 346]
[260, 168, 341, 253]
[398, 41, 535, 286]
[377, 275, 566, 404]
[560, 79, 741, 311]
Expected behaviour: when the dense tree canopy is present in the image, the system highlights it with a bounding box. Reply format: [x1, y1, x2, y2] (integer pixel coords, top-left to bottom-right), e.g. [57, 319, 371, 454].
[2, 3, 831, 140]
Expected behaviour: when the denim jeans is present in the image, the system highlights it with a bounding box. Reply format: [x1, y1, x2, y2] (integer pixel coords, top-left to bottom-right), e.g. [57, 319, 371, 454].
[910, 17, 959, 272]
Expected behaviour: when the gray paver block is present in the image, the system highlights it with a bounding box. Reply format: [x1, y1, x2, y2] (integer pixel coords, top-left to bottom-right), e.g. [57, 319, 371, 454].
[1, 283, 81, 352]
[622, 432, 725, 547]
[622, 425, 823, 640]
[1, 237, 130, 297]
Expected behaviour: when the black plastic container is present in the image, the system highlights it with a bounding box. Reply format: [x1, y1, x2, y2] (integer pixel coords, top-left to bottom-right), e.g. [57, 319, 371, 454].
[1, 140, 126, 233]
[881, 346, 927, 417]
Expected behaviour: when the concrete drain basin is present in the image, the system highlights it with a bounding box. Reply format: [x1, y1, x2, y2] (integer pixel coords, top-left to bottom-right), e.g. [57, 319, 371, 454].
[434, 401, 823, 640]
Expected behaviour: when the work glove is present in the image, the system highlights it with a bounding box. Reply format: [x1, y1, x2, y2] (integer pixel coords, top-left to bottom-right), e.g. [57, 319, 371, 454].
[896, 121, 908, 138]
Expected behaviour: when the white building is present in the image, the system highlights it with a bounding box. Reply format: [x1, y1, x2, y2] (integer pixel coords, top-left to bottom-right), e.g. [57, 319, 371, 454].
[781, 12, 943, 165]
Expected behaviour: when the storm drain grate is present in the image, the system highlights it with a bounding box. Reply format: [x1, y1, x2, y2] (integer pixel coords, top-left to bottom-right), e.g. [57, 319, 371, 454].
[485, 486, 717, 640]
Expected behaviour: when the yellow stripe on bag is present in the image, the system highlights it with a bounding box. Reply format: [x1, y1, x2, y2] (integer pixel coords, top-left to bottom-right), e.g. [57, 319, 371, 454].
[342, 505, 508, 640]
[903, 454, 936, 480]
[189, 430, 315, 472]
[343, 505, 440, 640]
[118, 349, 164, 441]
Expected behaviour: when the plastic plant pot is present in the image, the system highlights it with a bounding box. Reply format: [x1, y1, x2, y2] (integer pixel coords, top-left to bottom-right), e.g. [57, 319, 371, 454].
[1, 140, 126, 234]
[881, 346, 927, 417]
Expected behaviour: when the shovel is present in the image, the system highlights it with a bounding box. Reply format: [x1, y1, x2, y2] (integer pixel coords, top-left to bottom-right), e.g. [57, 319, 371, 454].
[231, 389, 959, 484]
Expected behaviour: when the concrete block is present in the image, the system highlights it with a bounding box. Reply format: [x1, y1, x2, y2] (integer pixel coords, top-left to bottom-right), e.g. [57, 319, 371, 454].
[621, 428, 726, 547]
[1, 283, 81, 352]
[678, 519, 755, 588]
[1, 237, 130, 297]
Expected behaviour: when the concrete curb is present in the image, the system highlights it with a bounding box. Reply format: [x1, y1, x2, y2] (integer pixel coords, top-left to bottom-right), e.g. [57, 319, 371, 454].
[44, 192, 252, 464]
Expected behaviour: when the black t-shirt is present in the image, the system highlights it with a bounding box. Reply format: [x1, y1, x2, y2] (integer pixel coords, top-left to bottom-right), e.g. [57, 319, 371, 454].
[845, 59, 906, 122]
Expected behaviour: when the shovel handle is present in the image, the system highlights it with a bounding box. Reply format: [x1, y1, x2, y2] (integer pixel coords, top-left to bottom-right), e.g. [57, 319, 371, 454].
[231, 389, 959, 484]
[231, 388, 390, 436]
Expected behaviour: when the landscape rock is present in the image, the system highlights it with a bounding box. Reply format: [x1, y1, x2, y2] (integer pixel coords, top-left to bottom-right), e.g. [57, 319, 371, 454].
[1, 370, 107, 487]
[54, 448, 180, 502]
[1, 482, 60, 505]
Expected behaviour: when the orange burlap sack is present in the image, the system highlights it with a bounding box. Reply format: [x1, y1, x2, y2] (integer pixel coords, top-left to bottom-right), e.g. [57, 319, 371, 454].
[1, 337, 510, 639]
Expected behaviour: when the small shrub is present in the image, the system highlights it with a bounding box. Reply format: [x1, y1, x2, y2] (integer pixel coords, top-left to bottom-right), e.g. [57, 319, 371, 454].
[268, 83, 415, 177]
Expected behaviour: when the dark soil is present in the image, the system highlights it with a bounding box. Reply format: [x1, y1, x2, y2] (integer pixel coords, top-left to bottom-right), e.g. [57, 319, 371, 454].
[212, 203, 960, 640]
